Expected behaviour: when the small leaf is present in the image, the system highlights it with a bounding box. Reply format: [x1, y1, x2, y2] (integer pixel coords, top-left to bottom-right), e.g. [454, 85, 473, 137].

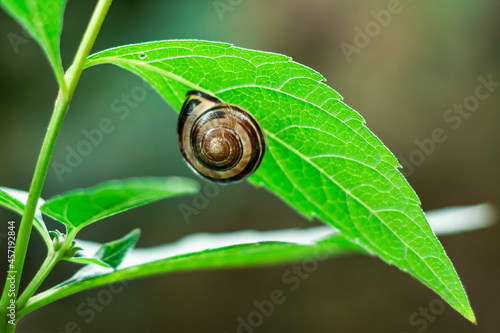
[0, 0, 67, 88]
[94, 228, 140, 268]
[41, 177, 199, 231]
[0, 187, 51, 248]
[85, 40, 475, 321]
[49, 229, 65, 251]
[64, 229, 140, 269]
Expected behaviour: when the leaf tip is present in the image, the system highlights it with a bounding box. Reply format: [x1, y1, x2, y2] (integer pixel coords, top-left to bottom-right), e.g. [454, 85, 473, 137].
[465, 308, 476, 325]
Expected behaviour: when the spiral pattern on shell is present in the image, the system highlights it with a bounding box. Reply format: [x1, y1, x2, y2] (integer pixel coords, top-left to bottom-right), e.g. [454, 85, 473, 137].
[177, 90, 266, 183]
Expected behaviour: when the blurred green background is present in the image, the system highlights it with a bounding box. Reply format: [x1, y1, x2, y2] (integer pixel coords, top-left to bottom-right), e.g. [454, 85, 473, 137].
[1, 0, 499, 332]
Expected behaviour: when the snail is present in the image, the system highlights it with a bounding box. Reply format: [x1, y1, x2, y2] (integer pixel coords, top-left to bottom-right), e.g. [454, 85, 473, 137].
[177, 90, 266, 183]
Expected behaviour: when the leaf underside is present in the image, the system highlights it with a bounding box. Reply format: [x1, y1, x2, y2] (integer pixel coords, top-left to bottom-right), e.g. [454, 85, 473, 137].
[22, 231, 363, 317]
[0, 0, 67, 87]
[0, 187, 51, 248]
[64, 257, 111, 268]
[84, 40, 474, 321]
[23, 202, 494, 319]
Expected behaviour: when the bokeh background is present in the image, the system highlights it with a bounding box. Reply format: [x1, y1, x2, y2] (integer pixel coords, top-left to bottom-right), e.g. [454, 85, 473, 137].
[1, 0, 499, 332]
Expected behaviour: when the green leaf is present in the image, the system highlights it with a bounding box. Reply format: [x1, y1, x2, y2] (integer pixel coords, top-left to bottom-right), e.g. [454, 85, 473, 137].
[65, 229, 141, 269]
[0, 187, 51, 248]
[64, 257, 111, 268]
[18, 203, 493, 318]
[41, 177, 199, 232]
[0, 0, 67, 89]
[19, 229, 364, 318]
[91, 228, 140, 268]
[85, 40, 475, 322]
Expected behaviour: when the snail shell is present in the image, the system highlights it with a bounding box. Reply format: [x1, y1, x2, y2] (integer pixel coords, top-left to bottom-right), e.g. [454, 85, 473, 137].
[177, 90, 266, 183]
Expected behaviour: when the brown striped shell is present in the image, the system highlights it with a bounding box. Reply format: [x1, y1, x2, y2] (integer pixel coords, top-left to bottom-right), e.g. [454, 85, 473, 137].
[177, 90, 266, 183]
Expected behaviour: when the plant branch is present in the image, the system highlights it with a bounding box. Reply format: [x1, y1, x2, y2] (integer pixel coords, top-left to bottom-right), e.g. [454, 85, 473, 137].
[15, 254, 56, 309]
[0, 89, 71, 315]
[16, 229, 79, 309]
[64, 0, 113, 94]
[0, 0, 113, 324]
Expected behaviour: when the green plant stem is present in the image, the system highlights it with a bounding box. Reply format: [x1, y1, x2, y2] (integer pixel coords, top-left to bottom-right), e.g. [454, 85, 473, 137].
[64, 0, 113, 93]
[0, 316, 6, 331]
[16, 229, 78, 309]
[15, 254, 56, 308]
[6, 321, 15, 333]
[0, 0, 113, 327]
[0, 89, 71, 314]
